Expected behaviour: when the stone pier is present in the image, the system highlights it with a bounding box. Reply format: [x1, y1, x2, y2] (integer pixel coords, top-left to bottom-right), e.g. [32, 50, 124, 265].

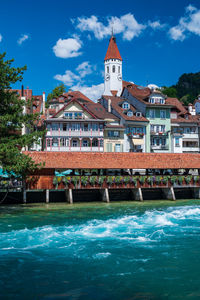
[65, 189, 73, 204]
[101, 188, 110, 202]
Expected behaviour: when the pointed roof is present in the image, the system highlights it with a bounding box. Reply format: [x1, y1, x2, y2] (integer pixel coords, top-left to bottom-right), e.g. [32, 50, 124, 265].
[104, 36, 122, 61]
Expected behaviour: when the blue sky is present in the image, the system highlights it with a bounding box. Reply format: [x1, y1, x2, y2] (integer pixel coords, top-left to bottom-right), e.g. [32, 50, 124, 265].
[0, 0, 200, 100]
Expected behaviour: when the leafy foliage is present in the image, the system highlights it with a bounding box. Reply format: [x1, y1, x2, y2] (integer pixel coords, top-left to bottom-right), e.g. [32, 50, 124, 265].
[0, 52, 44, 177]
[46, 84, 66, 108]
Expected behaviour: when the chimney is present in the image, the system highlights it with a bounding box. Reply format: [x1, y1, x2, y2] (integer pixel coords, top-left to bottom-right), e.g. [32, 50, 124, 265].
[42, 92, 46, 114]
[108, 98, 111, 113]
[21, 85, 24, 97]
[188, 103, 192, 113]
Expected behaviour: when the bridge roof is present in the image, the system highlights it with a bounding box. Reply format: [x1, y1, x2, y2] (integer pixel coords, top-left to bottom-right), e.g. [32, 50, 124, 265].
[24, 152, 200, 170]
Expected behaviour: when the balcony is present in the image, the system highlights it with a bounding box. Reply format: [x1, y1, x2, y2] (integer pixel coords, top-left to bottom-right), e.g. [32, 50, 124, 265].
[150, 131, 167, 136]
[47, 130, 104, 137]
[151, 144, 169, 150]
[46, 146, 104, 152]
[182, 147, 199, 153]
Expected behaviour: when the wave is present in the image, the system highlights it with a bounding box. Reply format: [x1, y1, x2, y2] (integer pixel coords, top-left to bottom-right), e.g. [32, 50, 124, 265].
[1, 205, 200, 251]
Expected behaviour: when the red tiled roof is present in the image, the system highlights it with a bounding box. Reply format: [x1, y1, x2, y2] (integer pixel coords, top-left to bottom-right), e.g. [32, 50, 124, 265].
[63, 91, 93, 103]
[103, 96, 148, 122]
[171, 114, 200, 124]
[165, 97, 187, 114]
[24, 152, 200, 169]
[84, 102, 118, 120]
[105, 124, 125, 129]
[104, 36, 122, 61]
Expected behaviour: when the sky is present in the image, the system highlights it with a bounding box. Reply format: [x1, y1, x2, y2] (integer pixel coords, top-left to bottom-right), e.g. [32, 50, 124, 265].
[0, 0, 200, 100]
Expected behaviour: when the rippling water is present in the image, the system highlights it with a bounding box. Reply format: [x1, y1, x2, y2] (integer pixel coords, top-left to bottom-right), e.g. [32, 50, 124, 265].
[1, 200, 200, 299]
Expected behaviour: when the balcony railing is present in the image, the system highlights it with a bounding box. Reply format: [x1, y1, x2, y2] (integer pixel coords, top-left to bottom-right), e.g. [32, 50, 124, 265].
[46, 146, 104, 152]
[47, 130, 103, 137]
[151, 144, 169, 150]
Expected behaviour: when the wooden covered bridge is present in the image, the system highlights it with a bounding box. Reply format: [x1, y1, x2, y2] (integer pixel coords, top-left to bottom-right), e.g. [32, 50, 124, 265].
[17, 152, 200, 203]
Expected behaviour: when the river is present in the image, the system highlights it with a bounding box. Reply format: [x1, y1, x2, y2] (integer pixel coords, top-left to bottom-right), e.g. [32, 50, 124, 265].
[1, 200, 200, 299]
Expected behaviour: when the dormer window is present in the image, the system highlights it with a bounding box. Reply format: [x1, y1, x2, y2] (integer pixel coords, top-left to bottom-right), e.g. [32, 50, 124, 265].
[150, 98, 155, 104]
[122, 102, 130, 109]
[185, 114, 189, 120]
[136, 112, 142, 117]
[160, 98, 165, 104]
[127, 110, 133, 117]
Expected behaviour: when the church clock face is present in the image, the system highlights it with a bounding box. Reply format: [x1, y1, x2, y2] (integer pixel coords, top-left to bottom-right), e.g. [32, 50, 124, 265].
[105, 74, 110, 81]
[117, 74, 122, 81]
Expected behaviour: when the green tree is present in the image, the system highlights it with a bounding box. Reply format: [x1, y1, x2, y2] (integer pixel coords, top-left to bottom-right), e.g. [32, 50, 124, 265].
[162, 86, 177, 98]
[46, 83, 66, 108]
[176, 72, 200, 102]
[0, 52, 43, 178]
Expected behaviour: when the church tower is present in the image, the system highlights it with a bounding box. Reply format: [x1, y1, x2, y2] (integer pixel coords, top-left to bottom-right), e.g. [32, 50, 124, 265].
[103, 35, 122, 96]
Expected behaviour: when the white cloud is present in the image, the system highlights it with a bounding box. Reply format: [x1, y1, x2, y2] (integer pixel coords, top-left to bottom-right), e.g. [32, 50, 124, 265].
[76, 61, 93, 77]
[169, 5, 200, 41]
[17, 34, 29, 45]
[54, 70, 80, 86]
[74, 13, 146, 41]
[169, 26, 186, 41]
[53, 37, 82, 58]
[148, 20, 166, 30]
[0, 34, 2, 42]
[72, 83, 104, 101]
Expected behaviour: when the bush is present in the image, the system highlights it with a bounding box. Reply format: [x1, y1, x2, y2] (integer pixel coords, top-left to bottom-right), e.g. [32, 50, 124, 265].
[98, 176, 106, 186]
[185, 175, 192, 185]
[53, 176, 59, 188]
[147, 176, 154, 186]
[139, 176, 146, 185]
[62, 176, 71, 186]
[90, 176, 97, 186]
[107, 176, 113, 186]
[81, 176, 89, 186]
[193, 176, 200, 184]
[115, 176, 123, 185]
[124, 176, 130, 185]
[71, 176, 80, 187]
[155, 176, 161, 185]
[131, 176, 137, 186]
[162, 176, 169, 185]
[170, 176, 177, 185]
[178, 176, 184, 185]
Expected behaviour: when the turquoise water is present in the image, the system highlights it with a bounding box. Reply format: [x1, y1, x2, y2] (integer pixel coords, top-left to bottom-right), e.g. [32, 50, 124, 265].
[1, 200, 200, 299]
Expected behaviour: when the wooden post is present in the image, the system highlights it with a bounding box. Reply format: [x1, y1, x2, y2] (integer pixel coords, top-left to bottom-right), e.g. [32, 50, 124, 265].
[193, 187, 200, 199]
[46, 189, 49, 203]
[22, 179, 26, 204]
[101, 188, 110, 202]
[65, 189, 73, 204]
[162, 187, 176, 201]
[132, 188, 143, 201]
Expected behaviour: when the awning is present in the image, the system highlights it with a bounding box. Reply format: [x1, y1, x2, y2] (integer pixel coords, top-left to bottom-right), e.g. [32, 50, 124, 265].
[132, 138, 144, 145]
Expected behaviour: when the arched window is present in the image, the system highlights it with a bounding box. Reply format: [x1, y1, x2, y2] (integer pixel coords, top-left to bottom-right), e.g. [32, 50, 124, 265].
[118, 66, 120, 73]
[107, 66, 109, 73]
[92, 138, 98, 147]
[112, 65, 115, 73]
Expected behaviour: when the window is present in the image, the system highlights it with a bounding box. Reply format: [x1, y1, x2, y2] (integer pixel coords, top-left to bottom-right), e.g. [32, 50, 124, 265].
[84, 124, 88, 131]
[47, 139, 51, 147]
[106, 143, 112, 152]
[122, 102, 130, 109]
[92, 139, 98, 147]
[115, 144, 121, 152]
[107, 66, 109, 73]
[72, 140, 78, 147]
[112, 65, 115, 73]
[74, 112, 82, 119]
[149, 109, 155, 118]
[156, 125, 160, 133]
[52, 123, 58, 131]
[162, 139, 166, 146]
[118, 66, 120, 73]
[82, 139, 88, 147]
[150, 98, 155, 104]
[161, 125, 165, 133]
[63, 123, 67, 131]
[60, 138, 65, 147]
[108, 131, 119, 137]
[184, 127, 191, 134]
[92, 123, 98, 131]
[99, 124, 103, 131]
[160, 99, 165, 104]
[52, 138, 58, 147]
[100, 139, 103, 147]
[136, 112, 142, 117]
[127, 110, 133, 117]
[175, 137, 180, 147]
[160, 110, 166, 119]
[64, 112, 73, 119]
[47, 124, 51, 131]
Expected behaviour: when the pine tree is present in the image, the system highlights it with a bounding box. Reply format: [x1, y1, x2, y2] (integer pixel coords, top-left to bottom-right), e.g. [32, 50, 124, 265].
[0, 52, 43, 177]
